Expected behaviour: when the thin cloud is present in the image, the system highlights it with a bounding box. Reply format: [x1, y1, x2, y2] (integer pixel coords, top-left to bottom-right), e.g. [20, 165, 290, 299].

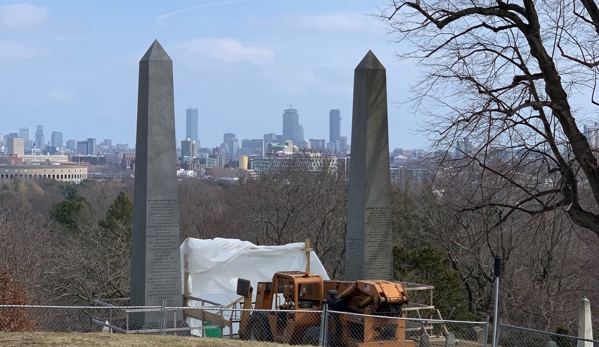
[0, 40, 35, 60]
[54, 34, 84, 43]
[176, 38, 273, 66]
[157, 0, 253, 25]
[48, 90, 71, 102]
[248, 12, 381, 34]
[0, 3, 48, 30]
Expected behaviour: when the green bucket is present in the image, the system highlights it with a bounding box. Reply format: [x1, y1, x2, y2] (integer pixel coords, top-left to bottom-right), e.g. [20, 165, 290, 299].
[204, 322, 221, 338]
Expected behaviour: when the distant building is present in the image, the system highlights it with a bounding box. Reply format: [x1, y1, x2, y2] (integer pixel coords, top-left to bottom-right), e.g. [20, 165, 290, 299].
[19, 126, 31, 149]
[241, 139, 264, 156]
[263, 133, 279, 156]
[329, 109, 341, 144]
[584, 122, 599, 149]
[22, 154, 69, 163]
[455, 138, 472, 157]
[339, 136, 347, 154]
[223, 133, 238, 156]
[390, 167, 432, 185]
[77, 138, 96, 155]
[282, 107, 300, 145]
[122, 153, 135, 170]
[250, 153, 338, 173]
[7, 137, 24, 157]
[186, 108, 199, 144]
[309, 139, 326, 151]
[181, 138, 197, 157]
[66, 139, 77, 151]
[71, 156, 106, 165]
[35, 125, 44, 150]
[0, 165, 88, 183]
[50, 131, 63, 148]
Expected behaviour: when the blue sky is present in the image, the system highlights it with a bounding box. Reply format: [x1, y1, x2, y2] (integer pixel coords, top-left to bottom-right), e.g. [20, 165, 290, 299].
[0, 0, 425, 150]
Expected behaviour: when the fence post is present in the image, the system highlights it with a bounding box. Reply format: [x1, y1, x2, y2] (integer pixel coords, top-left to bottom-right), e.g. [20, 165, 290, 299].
[160, 300, 166, 335]
[319, 302, 329, 346]
[484, 315, 490, 347]
[492, 255, 501, 347]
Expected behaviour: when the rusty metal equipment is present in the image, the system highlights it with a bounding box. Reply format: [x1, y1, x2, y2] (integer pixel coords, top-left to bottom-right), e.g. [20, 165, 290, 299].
[237, 270, 415, 346]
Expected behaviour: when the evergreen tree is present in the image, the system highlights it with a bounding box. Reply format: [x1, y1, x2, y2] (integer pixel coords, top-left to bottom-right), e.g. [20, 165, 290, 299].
[394, 246, 480, 321]
[99, 191, 133, 232]
[49, 185, 86, 231]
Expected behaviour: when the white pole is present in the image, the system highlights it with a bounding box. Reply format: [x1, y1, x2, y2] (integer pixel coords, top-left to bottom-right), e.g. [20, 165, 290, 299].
[492, 256, 501, 347]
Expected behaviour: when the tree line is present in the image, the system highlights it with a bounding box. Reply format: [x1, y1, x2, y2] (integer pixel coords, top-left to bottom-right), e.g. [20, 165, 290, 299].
[0, 157, 597, 334]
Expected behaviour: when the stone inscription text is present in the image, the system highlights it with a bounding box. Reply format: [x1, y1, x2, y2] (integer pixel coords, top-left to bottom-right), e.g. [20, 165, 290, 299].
[364, 206, 392, 278]
[146, 198, 180, 302]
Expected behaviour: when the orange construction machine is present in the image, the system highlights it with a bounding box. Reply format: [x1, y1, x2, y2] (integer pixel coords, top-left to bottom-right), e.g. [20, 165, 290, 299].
[237, 270, 415, 347]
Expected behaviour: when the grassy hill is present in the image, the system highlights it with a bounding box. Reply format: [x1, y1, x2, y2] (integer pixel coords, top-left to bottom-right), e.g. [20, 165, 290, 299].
[0, 332, 312, 347]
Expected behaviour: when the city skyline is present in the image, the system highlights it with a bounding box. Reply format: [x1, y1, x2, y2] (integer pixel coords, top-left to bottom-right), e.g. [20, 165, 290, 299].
[0, 1, 427, 151]
[1, 102, 425, 152]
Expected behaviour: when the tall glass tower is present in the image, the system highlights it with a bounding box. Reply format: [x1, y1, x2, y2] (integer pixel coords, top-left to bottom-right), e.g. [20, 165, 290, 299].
[186, 108, 199, 144]
[35, 124, 45, 150]
[329, 109, 341, 144]
[282, 107, 300, 146]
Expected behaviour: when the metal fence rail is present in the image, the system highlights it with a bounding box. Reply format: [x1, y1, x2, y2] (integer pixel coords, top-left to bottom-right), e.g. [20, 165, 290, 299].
[498, 323, 599, 347]
[0, 304, 489, 347]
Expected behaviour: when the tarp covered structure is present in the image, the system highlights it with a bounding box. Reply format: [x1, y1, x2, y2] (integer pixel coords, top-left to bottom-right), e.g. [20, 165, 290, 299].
[180, 237, 330, 307]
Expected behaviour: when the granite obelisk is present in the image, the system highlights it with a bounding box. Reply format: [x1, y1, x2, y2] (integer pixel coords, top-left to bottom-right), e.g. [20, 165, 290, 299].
[344, 51, 393, 281]
[130, 40, 182, 312]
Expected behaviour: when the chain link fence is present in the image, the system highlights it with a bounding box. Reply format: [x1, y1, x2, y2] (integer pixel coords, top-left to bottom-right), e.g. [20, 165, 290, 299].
[0, 304, 489, 347]
[498, 323, 599, 347]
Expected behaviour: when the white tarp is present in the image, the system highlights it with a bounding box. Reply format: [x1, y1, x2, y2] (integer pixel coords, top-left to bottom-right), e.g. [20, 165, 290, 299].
[180, 237, 330, 337]
[181, 237, 330, 306]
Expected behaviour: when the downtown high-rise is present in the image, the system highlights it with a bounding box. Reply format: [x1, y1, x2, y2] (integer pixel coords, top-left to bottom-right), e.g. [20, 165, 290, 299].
[19, 126, 31, 150]
[186, 108, 199, 144]
[35, 125, 44, 150]
[329, 109, 341, 144]
[51, 131, 64, 148]
[282, 107, 300, 146]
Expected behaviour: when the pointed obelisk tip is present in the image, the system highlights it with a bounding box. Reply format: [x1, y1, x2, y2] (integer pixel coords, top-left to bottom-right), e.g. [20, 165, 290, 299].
[356, 50, 385, 70]
[140, 39, 172, 62]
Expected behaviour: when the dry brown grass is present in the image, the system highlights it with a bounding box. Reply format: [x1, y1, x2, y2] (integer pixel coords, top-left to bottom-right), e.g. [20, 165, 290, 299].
[0, 332, 313, 347]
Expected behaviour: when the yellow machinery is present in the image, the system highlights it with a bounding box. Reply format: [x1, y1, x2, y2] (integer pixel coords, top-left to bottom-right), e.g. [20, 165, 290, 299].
[237, 270, 415, 346]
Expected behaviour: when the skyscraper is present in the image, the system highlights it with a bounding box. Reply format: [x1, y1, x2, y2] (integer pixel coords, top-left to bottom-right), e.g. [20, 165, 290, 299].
[7, 137, 24, 157]
[77, 138, 96, 155]
[329, 109, 341, 152]
[180, 138, 197, 157]
[19, 126, 31, 150]
[282, 107, 300, 145]
[66, 139, 77, 151]
[51, 131, 64, 148]
[223, 133, 238, 155]
[186, 108, 199, 144]
[35, 125, 44, 150]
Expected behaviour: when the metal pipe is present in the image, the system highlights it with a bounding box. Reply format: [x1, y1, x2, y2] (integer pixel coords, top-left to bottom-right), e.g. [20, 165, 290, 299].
[319, 302, 329, 346]
[492, 255, 501, 347]
[336, 283, 357, 299]
[359, 296, 374, 308]
[492, 277, 499, 347]
[484, 315, 489, 347]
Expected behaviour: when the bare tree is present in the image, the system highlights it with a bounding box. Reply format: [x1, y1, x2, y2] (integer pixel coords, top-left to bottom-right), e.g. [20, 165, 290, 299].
[400, 165, 598, 329]
[379, 0, 599, 237]
[178, 178, 228, 240]
[226, 157, 348, 278]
